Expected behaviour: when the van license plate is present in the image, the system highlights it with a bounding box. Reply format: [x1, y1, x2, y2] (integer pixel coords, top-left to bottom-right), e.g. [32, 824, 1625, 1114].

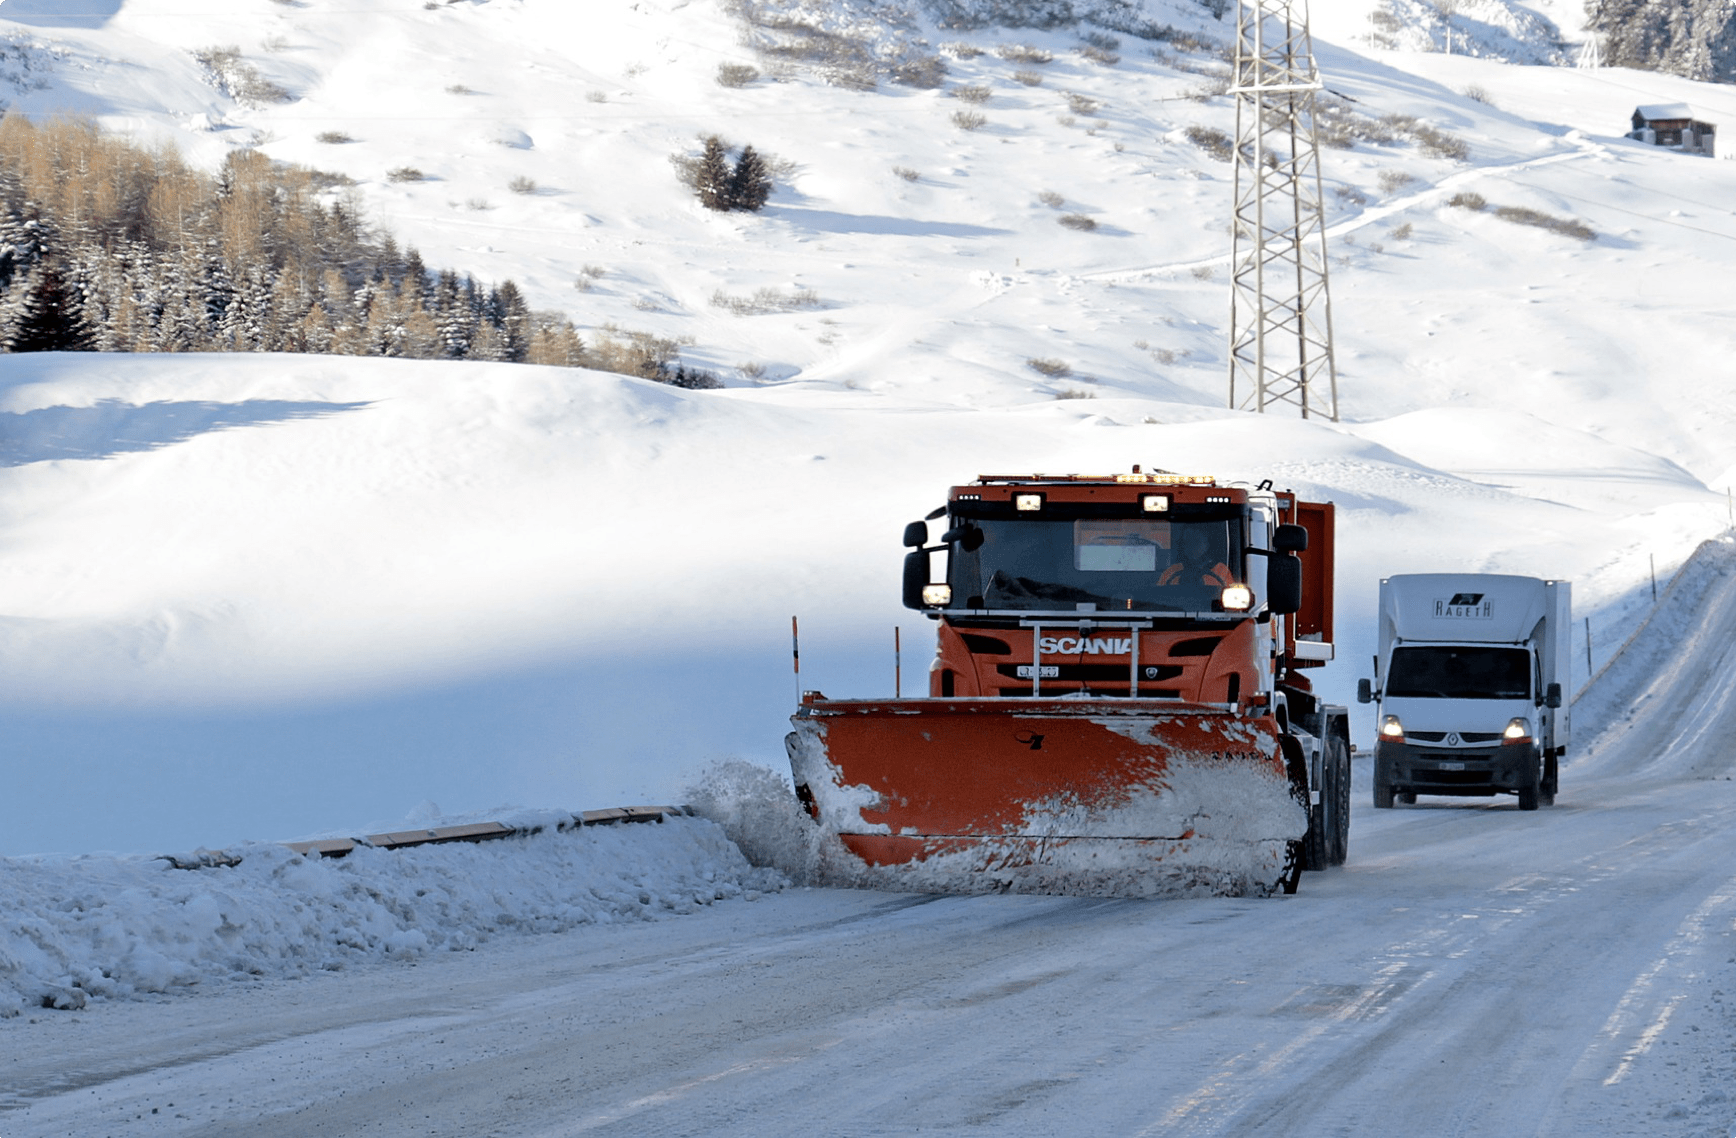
[1437, 761, 1464, 771]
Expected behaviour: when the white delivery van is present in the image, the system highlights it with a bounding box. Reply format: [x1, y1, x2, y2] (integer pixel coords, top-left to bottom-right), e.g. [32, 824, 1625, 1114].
[1358, 575, 1569, 811]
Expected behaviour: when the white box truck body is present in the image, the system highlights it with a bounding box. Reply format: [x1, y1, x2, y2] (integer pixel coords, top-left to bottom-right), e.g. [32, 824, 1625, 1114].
[1359, 574, 1569, 811]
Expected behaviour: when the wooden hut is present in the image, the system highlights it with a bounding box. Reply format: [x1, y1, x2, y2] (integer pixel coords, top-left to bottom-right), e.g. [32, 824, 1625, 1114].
[1629, 104, 1716, 157]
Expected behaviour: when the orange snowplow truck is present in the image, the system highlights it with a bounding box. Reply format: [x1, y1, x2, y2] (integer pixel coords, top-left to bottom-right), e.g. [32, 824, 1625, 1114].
[787, 470, 1350, 896]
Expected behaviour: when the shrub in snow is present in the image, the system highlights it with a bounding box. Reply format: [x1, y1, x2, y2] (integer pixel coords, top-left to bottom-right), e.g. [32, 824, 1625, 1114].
[1066, 91, 1101, 115]
[892, 165, 919, 182]
[951, 83, 992, 104]
[387, 166, 425, 182]
[716, 62, 759, 87]
[997, 43, 1052, 64]
[1449, 191, 1487, 210]
[192, 45, 290, 107]
[1012, 68, 1044, 85]
[316, 130, 354, 144]
[1027, 356, 1072, 378]
[590, 325, 720, 388]
[508, 175, 537, 194]
[1185, 125, 1233, 161]
[891, 55, 947, 88]
[710, 287, 821, 315]
[951, 109, 987, 130]
[1059, 212, 1097, 230]
[1054, 388, 1096, 399]
[1493, 206, 1594, 241]
[1378, 169, 1414, 193]
[1038, 190, 1064, 207]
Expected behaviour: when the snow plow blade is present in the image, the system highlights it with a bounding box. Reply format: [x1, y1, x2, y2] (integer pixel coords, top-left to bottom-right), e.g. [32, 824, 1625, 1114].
[787, 696, 1309, 898]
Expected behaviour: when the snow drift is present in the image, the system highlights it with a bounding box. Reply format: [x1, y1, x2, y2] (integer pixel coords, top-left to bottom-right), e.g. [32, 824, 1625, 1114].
[0, 816, 785, 1017]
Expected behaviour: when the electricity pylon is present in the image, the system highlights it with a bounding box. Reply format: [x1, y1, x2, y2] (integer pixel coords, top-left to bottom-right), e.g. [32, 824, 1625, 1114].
[1227, 0, 1339, 421]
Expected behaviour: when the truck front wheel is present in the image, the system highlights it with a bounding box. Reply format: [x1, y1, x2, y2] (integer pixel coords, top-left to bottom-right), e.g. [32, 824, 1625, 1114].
[1327, 736, 1351, 865]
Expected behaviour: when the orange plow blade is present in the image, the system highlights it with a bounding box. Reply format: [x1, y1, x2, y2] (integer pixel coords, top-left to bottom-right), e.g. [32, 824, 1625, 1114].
[787, 698, 1309, 898]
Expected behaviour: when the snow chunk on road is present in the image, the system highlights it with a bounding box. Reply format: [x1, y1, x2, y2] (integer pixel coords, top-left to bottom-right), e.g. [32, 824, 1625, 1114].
[0, 817, 784, 1016]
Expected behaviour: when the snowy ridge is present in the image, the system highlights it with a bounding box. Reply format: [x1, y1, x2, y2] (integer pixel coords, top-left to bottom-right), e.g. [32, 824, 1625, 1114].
[1363, 0, 1567, 63]
[0, 815, 784, 1018]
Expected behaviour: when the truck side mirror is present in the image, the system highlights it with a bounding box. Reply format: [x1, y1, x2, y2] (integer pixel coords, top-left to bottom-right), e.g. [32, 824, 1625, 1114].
[1267, 554, 1302, 615]
[1357, 678, 1373, 704]
[902, 521, 928, 548]
[902, 550, 932, 609]
[941, 523, 984, 552]
[1545, 682, 1562, 709]
[1272, 524, 1308, 554]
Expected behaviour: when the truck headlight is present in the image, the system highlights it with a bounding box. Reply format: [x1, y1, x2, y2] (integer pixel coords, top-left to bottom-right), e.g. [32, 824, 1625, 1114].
[921, 584, 952, 606]
[1379, 715, 1404, 741]
[1221, 584, 1252, 611]
[1501, 717, 1532, 744]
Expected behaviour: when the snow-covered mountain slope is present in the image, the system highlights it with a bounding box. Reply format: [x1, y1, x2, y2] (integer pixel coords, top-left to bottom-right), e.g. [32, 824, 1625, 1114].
[1, 0, 1735, 856]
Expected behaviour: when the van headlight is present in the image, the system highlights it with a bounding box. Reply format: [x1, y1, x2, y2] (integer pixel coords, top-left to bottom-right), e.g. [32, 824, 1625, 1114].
[1379, 715, 1404, 741]
[1501, 717, 1532, 744]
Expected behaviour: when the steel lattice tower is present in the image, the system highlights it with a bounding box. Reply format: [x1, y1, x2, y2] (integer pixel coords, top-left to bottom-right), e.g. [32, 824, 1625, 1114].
[1228, 0, 1339, 421]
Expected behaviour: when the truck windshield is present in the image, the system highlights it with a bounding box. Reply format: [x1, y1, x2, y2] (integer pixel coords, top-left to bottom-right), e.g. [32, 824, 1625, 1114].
[947, 517, 1242, 613]
[1387, 646, 1531, 700]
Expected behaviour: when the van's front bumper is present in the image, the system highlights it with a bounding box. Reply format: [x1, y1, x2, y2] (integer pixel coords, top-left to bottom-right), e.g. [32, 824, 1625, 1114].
[1375, 739, 1538, 797]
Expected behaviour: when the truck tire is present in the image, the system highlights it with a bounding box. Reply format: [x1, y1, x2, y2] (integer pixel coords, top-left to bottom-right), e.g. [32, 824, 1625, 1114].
[1327, 735, 1351, 866]
[1283, 734, 1327, 872]
[1542, 751, 1558, 806]
[1398, 792, 1416, 805]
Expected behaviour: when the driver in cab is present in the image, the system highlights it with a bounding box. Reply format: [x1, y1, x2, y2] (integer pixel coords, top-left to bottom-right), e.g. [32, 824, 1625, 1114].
[1158, 529, 1234, 589]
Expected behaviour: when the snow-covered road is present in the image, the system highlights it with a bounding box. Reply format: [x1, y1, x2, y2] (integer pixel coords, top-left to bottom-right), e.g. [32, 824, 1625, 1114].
[8, 749, 1735, 1134]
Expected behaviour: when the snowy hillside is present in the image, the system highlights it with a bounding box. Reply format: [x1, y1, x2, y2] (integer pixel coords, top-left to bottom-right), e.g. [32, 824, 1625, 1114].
[1, 0, 1735, 858]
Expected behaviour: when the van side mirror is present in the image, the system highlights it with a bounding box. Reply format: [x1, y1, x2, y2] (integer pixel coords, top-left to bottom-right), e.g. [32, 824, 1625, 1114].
[902, 550, 931, 609]
[1267, 554, 1301, 615]
[1273, 524, 1308, 553]
[1357, 678, 1373, 705]
[903, 521, 928, 548]
[1545, 682, 1562, 709]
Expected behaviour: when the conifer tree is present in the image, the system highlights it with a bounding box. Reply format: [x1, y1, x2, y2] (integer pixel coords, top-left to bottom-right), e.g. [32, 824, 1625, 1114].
[728, 146, 772, 212]
[695, 136, 732, 211]
[4, 258, 93, 352]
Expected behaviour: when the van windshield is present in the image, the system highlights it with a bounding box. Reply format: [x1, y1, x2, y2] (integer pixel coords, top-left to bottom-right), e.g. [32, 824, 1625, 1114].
[1387, 646, 1531, 700]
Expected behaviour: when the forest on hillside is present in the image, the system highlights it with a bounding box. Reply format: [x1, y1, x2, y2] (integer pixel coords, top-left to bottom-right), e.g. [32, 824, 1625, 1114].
[0, 115, 716, 385]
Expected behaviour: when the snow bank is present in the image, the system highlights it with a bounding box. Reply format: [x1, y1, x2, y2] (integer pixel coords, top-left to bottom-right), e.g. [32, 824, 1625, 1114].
[0, 816, 785, 1016]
